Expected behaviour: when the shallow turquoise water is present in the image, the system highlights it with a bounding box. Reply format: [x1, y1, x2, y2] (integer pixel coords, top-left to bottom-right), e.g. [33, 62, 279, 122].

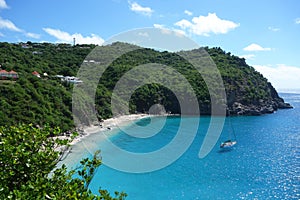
[77, 93, 299, 199]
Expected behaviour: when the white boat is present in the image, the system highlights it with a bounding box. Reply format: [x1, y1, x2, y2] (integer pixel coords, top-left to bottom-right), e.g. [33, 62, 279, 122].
[220, 110, 237, 149]
[220, 140, 237, 148]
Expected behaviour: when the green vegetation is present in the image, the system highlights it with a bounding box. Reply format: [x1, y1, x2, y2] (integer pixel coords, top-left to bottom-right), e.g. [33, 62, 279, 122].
[0, 41, 291, 198]
[79, 43, 289, 122]
[0, 42, 95, 131]
[0, 124, 127, 199]
[0, 41, 289, 129]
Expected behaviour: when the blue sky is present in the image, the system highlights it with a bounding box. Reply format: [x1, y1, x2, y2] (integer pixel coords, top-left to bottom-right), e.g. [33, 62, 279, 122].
[0, 0, 299, 91]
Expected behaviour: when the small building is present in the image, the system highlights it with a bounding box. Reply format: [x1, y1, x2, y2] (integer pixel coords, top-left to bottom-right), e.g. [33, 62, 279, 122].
[63, 76, 83, 84]
[8, 70, 18, 79]
[55, 75, 64, 79]
[0, 69, 19, 80]
[32, 51, 43, 55]
[32, 71, 40, 78]
[0, 69, 8, 79]
[54, 75, 83, 84]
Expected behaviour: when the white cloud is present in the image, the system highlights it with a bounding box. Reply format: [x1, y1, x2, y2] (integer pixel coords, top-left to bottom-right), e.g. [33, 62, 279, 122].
[25, 32, 41, 39]
[295, 18, 300, 24]
[175, 13, 239, 36]
[173, 29, 186, 37]
[153, 24, 164, 29]
[0, 17, 22, 32]
[239, 54, 255, 60]
[153, 24, 186, 37]
[253, 64, 300, 90]
[0, 2, 40, 38]
[43, 28, 104, 45]
[268, 26, 280, 32]
[0, 0, 8, 9]
[184, 10, 193, 16]
[129, 1, 153, 16]
[0, 16, 40, 39]
[243, 43, 271, 51]
[175, 19, 192, 29]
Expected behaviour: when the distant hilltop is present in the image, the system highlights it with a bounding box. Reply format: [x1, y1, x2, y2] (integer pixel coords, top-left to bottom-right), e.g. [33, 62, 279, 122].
[0, 41, 292, 130]
[79, 42, 292, 120]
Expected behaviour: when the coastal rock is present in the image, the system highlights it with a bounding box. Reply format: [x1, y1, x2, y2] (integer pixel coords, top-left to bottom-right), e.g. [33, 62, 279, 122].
[149, 104, 167, 115]
[260, 105, 275, 114]
[229, 97, 293, 116]
[232, 102, 243, 114]
[277, 101, 293, 109]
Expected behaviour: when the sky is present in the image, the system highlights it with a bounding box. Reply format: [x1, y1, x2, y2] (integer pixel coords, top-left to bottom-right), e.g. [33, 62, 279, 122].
[0, 0, 299, 91]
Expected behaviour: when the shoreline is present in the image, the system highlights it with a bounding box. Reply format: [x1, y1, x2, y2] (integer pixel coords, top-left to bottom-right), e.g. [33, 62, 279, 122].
[70, 113, 151, 146]
[56, 113, 179, 164]
[56, 113, 151, 165]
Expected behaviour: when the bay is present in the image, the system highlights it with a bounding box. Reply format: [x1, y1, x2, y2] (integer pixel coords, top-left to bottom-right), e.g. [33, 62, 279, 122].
[75, 93, 300, 199]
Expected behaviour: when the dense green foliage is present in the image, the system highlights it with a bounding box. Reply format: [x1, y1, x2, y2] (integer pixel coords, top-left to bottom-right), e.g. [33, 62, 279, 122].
[207, 47, 270, 103]
[82, 43, 284, 120]
[0, 41, 286, 129]
[0, 124, 127, 199]
[0, 42, 95, 131]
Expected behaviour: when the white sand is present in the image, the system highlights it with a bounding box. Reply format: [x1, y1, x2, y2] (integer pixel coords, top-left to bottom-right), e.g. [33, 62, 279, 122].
[55, 114, 151, 168]
[69, 114, 150, 145]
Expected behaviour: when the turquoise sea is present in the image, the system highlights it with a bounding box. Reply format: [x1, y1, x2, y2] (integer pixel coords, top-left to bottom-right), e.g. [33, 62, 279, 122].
[69, 93, 299, 199]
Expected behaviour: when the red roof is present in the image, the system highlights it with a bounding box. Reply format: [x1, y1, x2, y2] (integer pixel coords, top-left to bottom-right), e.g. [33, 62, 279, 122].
[0, 70, 8, 73]
[9, 70, 17, 74]
[32, 71, 40, 75]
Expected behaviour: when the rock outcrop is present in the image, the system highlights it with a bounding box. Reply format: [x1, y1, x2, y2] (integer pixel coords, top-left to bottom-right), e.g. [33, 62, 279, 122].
[228, 83, 293, 116]
[230, 99, 292, 116]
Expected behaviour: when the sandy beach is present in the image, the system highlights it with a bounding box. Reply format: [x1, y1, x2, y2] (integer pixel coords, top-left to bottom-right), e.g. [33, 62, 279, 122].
[69, 113, 150, 145]
[55, 113, 151, 168]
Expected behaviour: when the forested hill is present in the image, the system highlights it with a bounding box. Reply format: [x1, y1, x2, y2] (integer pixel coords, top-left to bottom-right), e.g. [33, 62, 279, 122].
[0, 42, 95, 131]
[0, 42, 292, 131]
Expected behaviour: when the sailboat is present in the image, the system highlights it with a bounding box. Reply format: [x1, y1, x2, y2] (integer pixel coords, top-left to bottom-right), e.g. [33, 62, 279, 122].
[220, 140, 237, 148]
[220, 110, 237, 149]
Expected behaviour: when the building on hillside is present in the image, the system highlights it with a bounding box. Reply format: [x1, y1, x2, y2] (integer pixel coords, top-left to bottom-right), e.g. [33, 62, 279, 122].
[32, 51, 43, 55]
[32, 71, 41, 78]
[0, 70, 8, 79]
[54, 75, 83, 84]
[63, 76, 83, 84]
[0, 69, 19, 80]
[8, 70, 18, 79]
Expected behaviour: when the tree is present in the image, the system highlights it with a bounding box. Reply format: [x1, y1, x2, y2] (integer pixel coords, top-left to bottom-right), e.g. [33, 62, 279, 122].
[0, 124, 127, 200]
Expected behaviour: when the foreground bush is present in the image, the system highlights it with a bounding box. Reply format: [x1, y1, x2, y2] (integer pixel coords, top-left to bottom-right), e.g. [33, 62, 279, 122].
[0, 124, 126, 199]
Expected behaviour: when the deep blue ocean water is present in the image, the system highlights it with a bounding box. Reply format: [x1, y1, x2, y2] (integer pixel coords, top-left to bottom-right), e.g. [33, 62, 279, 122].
[76, 93, 299, 199]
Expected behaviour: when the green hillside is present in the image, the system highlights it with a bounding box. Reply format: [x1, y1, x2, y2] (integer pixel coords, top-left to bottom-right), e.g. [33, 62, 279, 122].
[0, 42, 292, 131]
